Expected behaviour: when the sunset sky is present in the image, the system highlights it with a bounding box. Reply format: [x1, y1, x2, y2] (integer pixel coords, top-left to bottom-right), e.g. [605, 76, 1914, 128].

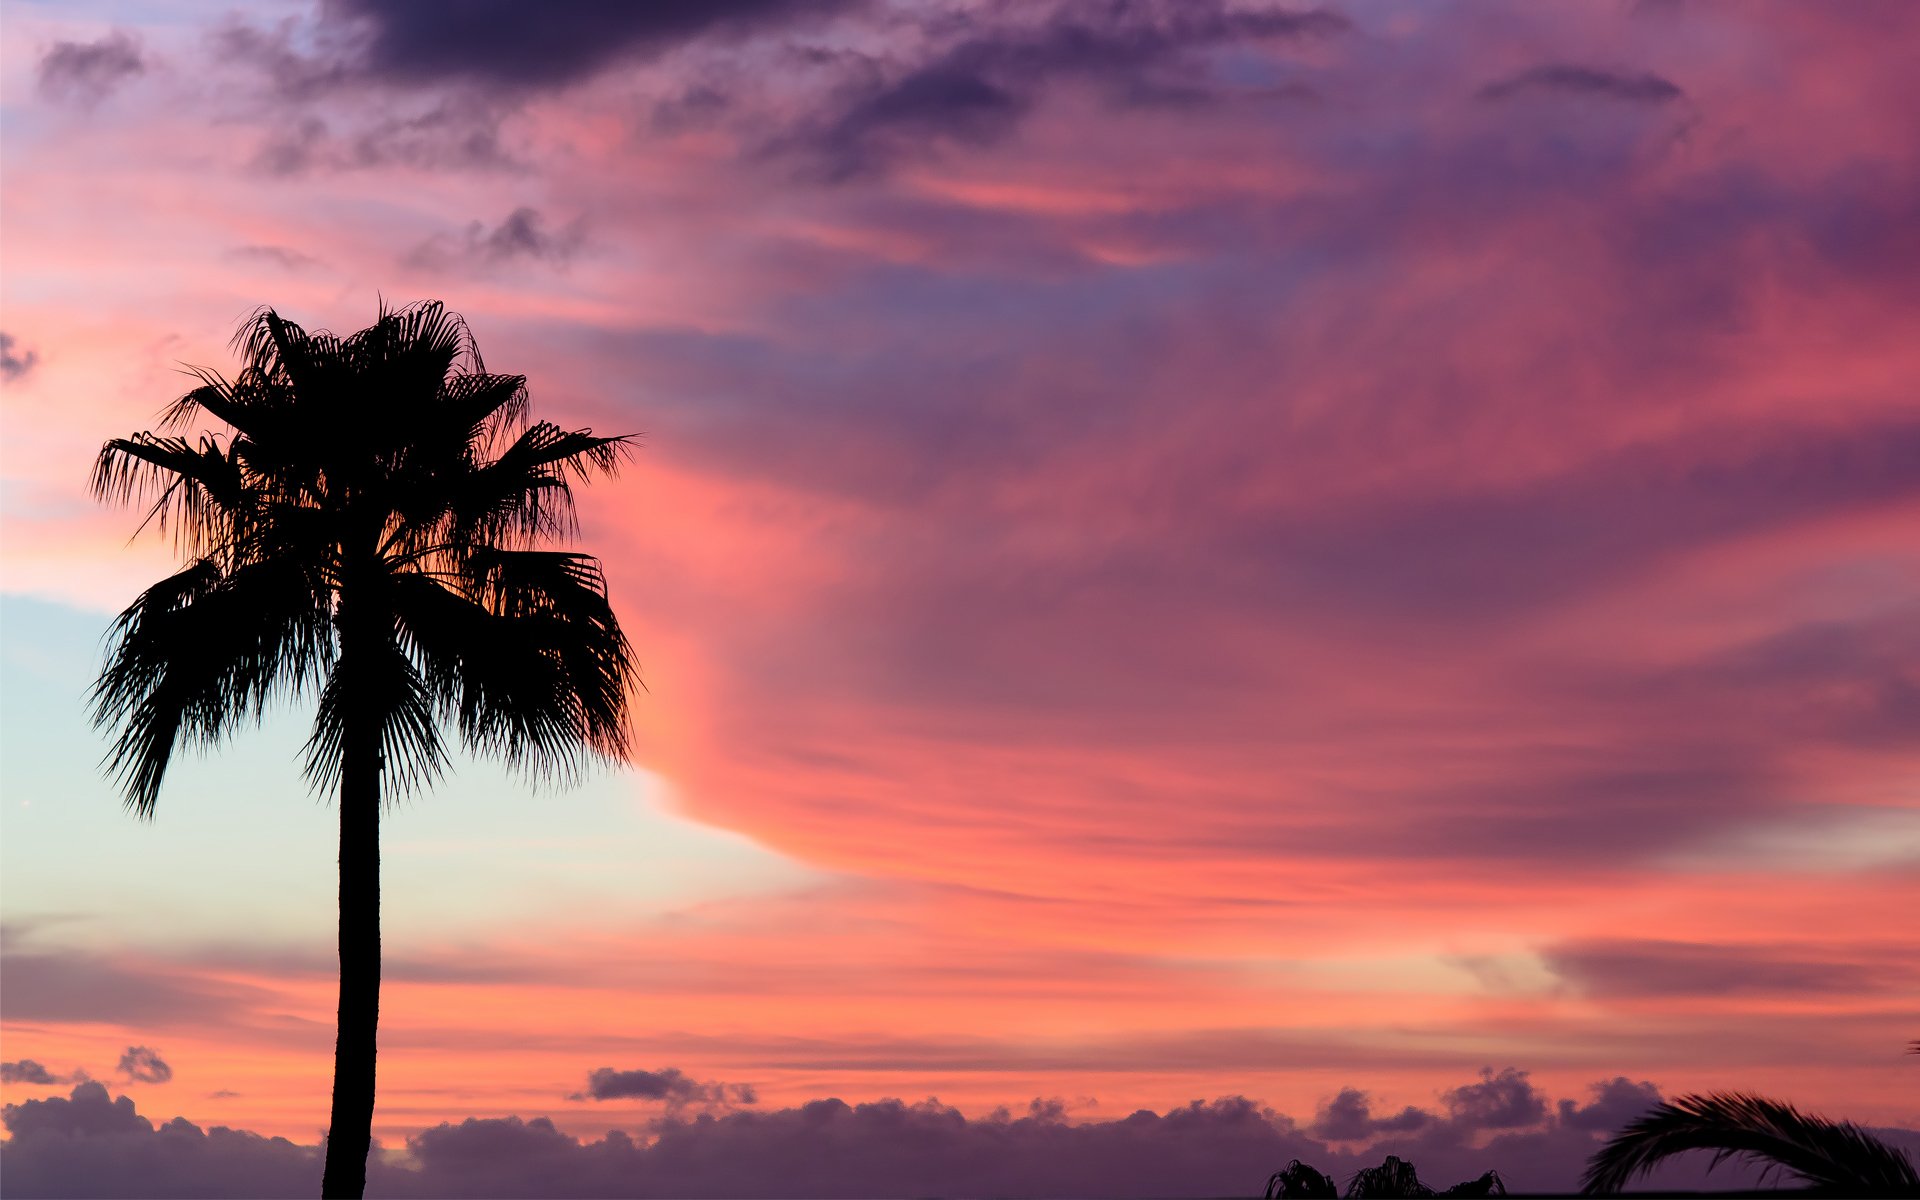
[2, 0, 1918, 1194]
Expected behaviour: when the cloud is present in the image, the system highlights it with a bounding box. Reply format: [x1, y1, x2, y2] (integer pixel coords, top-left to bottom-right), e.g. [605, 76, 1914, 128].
[472, 207, 585, 263]
[1309, 1088, 1432, 1142]
[227, 245, 323, 272]
[0, 1082, 319, 1199]
[798, 0, 1347, 177]
[36, 31, 147, 106]
[0, 944, 276, 1027]
[1479, 64, 1684, 104]
[1, 1075, 1844, 1198]
[0, 332, 39, 381]
[572, 1066, 757, 1112]
[208, 18, 351, 102]
[328, 0, 853, 88]
[1540, 938, 1908, 998]
[1557, 1077, 1663, 1132]
[1442, 1068, 1549, 1131]
[247, 102, 515, 176]
[2, 1060, 88, 1086]
[116, 1047, 173, 1085]
[408, 208, 585, 270]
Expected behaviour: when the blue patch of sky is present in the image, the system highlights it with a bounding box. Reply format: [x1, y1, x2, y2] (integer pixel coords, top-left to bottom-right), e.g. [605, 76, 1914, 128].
[0, 593, 816, 954]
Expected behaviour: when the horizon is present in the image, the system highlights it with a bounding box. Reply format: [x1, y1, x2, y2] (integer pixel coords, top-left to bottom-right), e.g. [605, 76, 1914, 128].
[3, 0, 1918, 1196]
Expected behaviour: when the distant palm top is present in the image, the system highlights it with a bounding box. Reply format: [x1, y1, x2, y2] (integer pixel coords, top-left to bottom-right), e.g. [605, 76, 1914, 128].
[89, 300, 639, 1199]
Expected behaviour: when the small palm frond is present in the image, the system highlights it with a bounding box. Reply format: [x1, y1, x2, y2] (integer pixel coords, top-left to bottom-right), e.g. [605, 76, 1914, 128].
[443, 423, 634, 547]
[92, 433, 248, 556]
[1437, 1171, 1506, 1197]
[438, 370, 530, 448]
[1266, 1159, 1337, 1198]
[1580, 1092, 1920, 1196]
[1347, 1156, 1433, 1198]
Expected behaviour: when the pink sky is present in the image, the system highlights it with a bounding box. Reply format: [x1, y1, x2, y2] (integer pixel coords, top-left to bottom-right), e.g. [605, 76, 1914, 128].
[2, 0, 1918, 1194]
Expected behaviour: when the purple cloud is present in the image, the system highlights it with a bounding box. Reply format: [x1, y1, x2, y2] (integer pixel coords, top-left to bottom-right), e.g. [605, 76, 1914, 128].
[1542, 938, 1909, 998]
[116, 1047, 173, 1085]
[0, 332, 39, 381]
[328, 0, 852, 87]
[1442, 1068, 1549, 1131]
[37, 31, 146, 107]
[1558, 1077, 1663, 1132]
[2, 1074, 1854, 1198]
[572, 1066, 757, 1111]
[795, 0, 1347, 178]
[1479, 64, 1684, 104]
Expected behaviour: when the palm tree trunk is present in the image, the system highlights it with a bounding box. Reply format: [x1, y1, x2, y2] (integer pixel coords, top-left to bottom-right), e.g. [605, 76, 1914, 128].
[321, 664, 382, 1198]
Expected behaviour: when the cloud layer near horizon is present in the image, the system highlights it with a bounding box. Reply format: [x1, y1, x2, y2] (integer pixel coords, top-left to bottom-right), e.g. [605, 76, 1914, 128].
[12, 1074, 1885, 1198]
[3, 0, 1919, 1153]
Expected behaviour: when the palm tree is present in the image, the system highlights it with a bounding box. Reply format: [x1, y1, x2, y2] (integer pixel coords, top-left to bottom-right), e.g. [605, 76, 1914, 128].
[1581, 1092, 1919, 1196]
[90, 301, 638, 1199]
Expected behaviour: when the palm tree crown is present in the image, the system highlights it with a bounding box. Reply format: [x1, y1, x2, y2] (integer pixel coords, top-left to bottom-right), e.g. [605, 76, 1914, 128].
[90, 300, 636, 809]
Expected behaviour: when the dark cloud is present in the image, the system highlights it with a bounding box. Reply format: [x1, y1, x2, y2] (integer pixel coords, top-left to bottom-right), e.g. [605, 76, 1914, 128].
[0, 332, 40, 381]
[799, 0, 1347, 177]
[2, 1060, 72, 1085]
[473, 207, 585, 263]
[1, 1075, 1835, 1198]
[249, 103, 515, 177]
[1309, 1088, 1432, 1142]
[210, 19, 351, 103]
[208, 20, 518, 175]
[573, 1066, 757, 1112]
[407, 207, 585, 270]
[1479, 64, 1684, 104]
[1557, 1077, 1663, 1133]
[1442, 1068, 1549, 1131]
[1, 1082, 320, 1199]
[36, 31, 146, 106]
[328, 0, 852, 87]
[250, 115, 330, 176]
[1541, 938, 1906, 999]
[649, 84, 733, 135]
[117, 1046, 173, 1085]
[346, 101, 516, 171]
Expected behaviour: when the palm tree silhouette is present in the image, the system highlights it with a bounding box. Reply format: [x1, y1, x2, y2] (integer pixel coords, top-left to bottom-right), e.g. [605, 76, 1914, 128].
[89, 301, 638, 1199]
[1581, 1091, 1919, 1196]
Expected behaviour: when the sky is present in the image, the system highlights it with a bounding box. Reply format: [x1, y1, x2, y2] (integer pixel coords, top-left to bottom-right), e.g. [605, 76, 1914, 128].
[2, 0, 1918, 1194]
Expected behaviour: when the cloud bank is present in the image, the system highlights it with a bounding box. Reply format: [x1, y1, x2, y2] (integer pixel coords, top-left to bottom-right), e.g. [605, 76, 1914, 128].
[6, 1072, 1867, 1198]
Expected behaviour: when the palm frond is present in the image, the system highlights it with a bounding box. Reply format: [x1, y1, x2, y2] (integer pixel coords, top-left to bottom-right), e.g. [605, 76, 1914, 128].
[444, 423, 634, 546]
[392, 551, 636, 784]
[1580, 1092, 1920, 1196]
[92, 432, 249, 557]
[91, 556, 333, 816]
[438, 371, 530, 448]
[1346, 1155, 1434, 1198]
[1266, 1159, 1337, 1198]
[302, 636, 445, 800]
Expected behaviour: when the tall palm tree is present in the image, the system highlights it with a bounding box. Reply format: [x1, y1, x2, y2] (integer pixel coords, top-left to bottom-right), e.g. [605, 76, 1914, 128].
[1581, 1092, 1919, 1196]
[90, 301, 638, 1199]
